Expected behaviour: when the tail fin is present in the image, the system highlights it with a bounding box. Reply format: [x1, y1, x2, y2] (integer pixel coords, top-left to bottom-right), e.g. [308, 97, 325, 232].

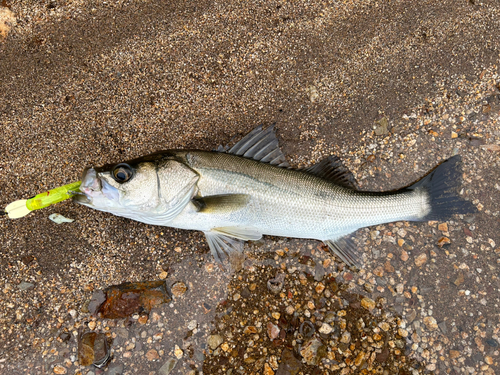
[408, 155, 476, 221]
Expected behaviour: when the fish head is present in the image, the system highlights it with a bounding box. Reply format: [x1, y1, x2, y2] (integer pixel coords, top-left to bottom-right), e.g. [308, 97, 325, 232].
[74, 161, 161, 215]
[74, 154, 200, 224]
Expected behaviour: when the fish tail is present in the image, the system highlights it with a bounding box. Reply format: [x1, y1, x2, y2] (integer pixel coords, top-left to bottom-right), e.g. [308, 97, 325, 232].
[408, 155, 477, 221]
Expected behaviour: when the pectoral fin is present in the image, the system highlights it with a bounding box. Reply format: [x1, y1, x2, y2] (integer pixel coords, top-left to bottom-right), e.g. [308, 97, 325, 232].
[324, 235, 362, 269]
[191, 194, 250, 214]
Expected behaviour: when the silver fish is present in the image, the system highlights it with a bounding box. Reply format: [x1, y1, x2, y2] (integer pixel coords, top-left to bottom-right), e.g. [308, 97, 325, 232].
[74, 125, 475, 267]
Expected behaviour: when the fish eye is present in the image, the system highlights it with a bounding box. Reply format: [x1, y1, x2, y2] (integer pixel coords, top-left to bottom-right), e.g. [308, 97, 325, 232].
[111, 163, 134, 183]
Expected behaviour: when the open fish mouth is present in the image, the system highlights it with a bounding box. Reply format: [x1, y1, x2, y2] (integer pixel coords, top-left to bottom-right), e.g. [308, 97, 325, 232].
[71, 167, 100, 205]
[72, 167, 121, 206]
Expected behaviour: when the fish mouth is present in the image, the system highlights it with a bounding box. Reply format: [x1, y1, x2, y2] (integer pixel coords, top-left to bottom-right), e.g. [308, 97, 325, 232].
[72, 167, 121, 206]
[72, 193, 91, 205]
[72, 167, 100, 206]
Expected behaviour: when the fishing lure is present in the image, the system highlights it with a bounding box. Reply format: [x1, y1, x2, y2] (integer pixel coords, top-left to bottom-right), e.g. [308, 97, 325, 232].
[5, 181, 81, 219]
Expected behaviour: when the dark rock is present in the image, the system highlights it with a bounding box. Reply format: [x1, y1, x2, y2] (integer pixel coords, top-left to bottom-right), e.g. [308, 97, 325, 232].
[88, 290, 106, 316]
[486, 338, 499, 348]
[376, 347, 389, 363]
[314, 263, 325, 281]
[21, 255, 34, 265]
[59, 332, 71, 343]
[469, 138, 485, 147]
[241, 287, 251, 299]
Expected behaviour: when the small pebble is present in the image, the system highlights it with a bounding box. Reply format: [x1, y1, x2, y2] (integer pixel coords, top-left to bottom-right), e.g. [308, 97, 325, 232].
[414, 253, 428, 267]
[158, 359, 178, 375]
[207, 335, 223, 350]
[437, 237, 451, 247]
[318, 323, 333, 335]
[174, 345, 183, 359]
[263, 363, 275, 375]
[340, 331, 351, 343]
[438, 223, 448, 232]
[243, 326, 257, 334]
[187, 320, 197, 330]
[361, 297, 376, 310]
[17, 282, 34, 291]
[423, 316, 438, 331]
[267, 322, 280, 340]
[53, 365, 67, 374]
[300, 337, 324, 366]
[315, 282, 325, 294]
[171, 282, 187, 297]
[146, 349, 159, 361]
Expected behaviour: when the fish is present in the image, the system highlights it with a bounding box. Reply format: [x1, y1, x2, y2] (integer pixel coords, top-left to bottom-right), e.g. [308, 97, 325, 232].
[74, 125, 476, 268]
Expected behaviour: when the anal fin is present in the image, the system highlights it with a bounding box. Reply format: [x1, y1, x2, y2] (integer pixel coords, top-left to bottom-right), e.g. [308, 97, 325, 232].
[324, 235, 362, 269]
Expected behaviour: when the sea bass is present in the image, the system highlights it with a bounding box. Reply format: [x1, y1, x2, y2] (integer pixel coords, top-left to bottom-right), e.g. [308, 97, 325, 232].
[74, 125, 475, 267]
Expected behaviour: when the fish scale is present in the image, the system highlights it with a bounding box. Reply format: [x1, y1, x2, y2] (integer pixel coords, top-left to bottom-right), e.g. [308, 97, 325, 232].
[171, 151, 427, 240]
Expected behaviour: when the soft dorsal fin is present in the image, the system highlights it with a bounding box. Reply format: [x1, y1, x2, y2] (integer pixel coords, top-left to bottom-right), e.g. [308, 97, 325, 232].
[226, 125, 290, 167]
[303, 156, 359, 190]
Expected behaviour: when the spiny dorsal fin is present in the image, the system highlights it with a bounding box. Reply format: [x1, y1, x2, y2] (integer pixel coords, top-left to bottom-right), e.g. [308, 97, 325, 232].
[226, 125, 290, 167]
[303, 156, 359, 190]
[191, 194, 250, 214]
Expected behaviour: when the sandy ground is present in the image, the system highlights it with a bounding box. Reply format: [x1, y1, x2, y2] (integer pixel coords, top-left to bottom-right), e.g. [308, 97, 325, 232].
[1, 0, 500, 374]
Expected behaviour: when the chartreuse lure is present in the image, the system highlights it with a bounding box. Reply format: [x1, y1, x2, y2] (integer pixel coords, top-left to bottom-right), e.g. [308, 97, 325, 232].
[5, 181, 81, 219]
